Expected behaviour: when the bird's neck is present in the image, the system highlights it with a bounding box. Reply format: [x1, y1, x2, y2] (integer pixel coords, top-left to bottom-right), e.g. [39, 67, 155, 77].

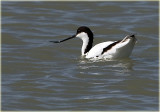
[81, 36, 93, 56]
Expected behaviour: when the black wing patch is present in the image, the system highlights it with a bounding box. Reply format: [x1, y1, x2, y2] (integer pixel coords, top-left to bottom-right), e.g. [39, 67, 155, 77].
[101, 40, 121, 55]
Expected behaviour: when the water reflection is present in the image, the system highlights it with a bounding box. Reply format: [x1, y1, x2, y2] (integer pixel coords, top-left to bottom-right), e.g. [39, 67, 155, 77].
[78, 57, 135, 73]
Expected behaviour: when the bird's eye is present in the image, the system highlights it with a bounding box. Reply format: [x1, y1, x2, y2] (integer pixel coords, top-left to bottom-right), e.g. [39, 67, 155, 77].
[77, 30, 81, 33]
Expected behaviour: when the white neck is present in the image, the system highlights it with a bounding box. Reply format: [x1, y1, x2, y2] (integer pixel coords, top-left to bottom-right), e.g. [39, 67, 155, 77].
[76, 32, 89, 56]
[81, 37, 89, 56]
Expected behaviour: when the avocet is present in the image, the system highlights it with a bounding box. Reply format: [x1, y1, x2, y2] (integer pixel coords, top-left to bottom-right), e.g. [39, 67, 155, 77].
[50, 26, 137, 59]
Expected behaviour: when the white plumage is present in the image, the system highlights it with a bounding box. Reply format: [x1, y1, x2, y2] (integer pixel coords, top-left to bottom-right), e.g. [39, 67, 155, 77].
[86, 36, 136, 59]
[50, 26, 137, 60]
[86, 41, 115, 59]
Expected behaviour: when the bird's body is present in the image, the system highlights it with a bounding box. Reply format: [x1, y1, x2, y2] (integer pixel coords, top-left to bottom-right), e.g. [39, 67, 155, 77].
[86, 37, 136, 59]
[50, 26, 137, 60]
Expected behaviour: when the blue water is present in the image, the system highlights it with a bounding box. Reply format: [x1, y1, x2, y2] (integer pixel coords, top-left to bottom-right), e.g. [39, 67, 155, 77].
[2, 1, 159, 111]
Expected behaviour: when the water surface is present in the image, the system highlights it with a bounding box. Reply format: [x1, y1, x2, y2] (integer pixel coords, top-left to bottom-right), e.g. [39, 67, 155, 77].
[2, 1, 159, 111]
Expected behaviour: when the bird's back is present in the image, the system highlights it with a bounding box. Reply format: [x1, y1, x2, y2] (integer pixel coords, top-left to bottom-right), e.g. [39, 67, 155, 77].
[86, 41, 115, 58]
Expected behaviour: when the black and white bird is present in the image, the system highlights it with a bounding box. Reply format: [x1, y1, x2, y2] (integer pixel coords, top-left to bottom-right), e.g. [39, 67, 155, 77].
[50, 26, 137, 59]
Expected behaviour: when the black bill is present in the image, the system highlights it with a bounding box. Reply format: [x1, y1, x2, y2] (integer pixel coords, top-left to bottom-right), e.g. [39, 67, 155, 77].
[50, 35, 76, 43]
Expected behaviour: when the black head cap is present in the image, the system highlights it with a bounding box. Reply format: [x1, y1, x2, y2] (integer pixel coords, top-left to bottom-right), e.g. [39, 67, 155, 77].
[76, 26, 94, 54]
[76, 26, 94, 39]
[130, 34, 135, 37]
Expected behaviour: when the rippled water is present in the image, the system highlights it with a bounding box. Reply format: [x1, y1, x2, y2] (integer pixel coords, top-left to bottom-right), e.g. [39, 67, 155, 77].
[2, 1, 159, 111]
